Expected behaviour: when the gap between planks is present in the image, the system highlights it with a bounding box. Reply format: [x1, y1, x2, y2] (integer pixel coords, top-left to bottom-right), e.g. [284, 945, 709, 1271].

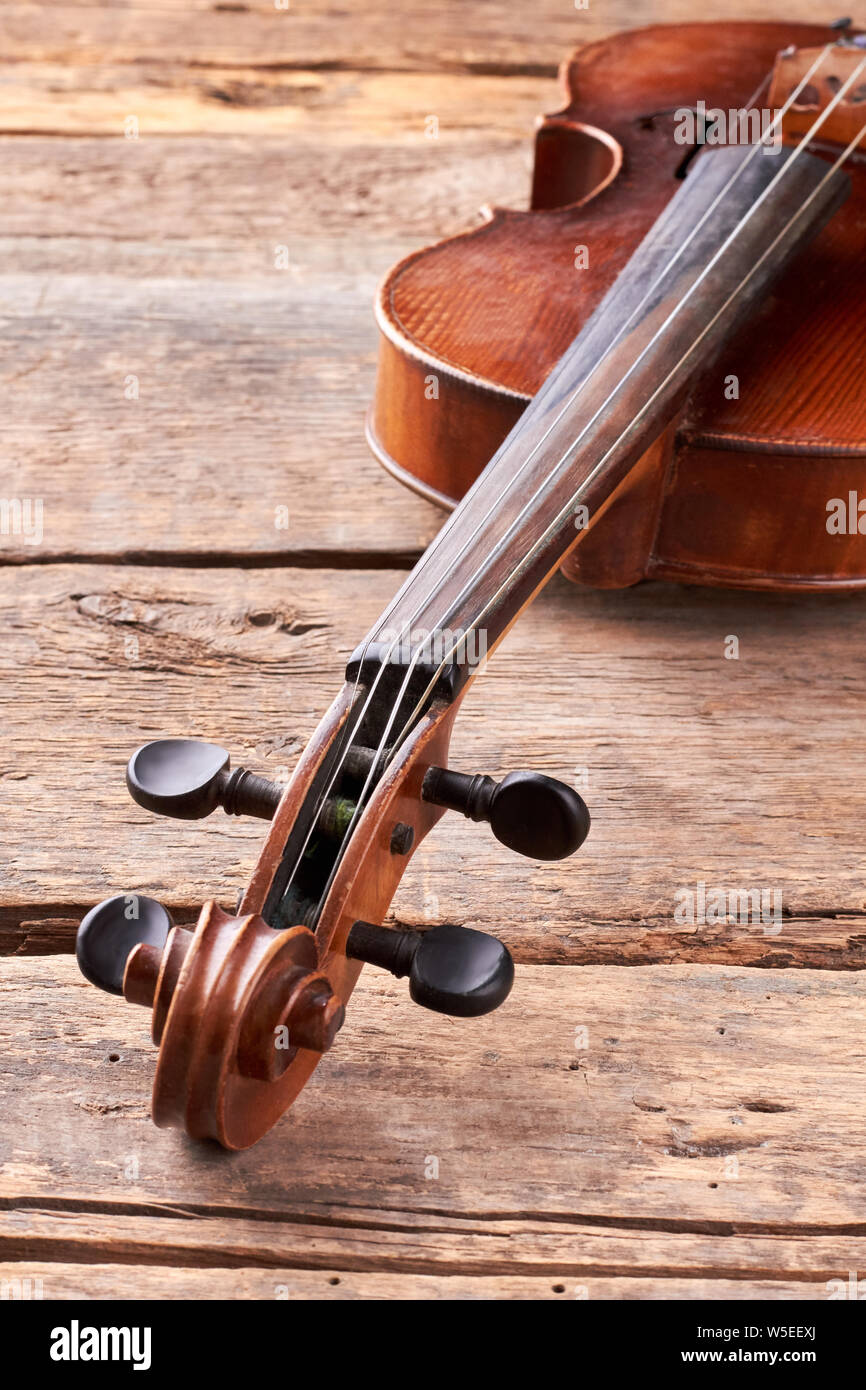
[5, 910, 866, 972]
[0, 549, 422, 571]
[2, 1208, 865, 1283]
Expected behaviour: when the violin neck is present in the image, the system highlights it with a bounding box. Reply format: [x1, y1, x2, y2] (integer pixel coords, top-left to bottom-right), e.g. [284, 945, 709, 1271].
[356, 144, 848, 702]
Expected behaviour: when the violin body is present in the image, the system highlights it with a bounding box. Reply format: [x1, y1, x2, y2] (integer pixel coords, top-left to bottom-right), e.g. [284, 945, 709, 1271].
[368, 21, 866, 591]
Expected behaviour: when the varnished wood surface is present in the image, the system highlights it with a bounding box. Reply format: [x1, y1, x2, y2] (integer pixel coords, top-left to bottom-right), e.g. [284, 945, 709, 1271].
[369, 21, 866, 592]
[1, 0, 864, 1299]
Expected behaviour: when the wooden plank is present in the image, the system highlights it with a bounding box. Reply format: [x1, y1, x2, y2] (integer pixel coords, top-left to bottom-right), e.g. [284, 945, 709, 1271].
[1, 564, 864, 959]
[0, 100, 539, 564]
[0, 92, 546, 564]
[0, 1263, 836, 1300]
[5, 1206, 865, 1282]
[0, 252, 443, 565]
[2, 957, 865, 1241]
[0, 65, 560, 137]
[0, 65, 556, 565]
[0, 2, 842, 76]
[0, 1, 811, 76]
[0, 129, 535, 245]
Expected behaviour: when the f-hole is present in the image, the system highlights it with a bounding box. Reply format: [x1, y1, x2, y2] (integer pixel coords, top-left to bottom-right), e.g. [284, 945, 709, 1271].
[673, 108, 709, 180]
[635, 108, 707, 181]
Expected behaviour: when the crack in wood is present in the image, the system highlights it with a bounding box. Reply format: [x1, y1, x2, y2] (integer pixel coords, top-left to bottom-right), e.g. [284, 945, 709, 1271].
[0, 1232, 849, 1283]
[5, 908, 865, 971]
[4, 1195, 866, 1242]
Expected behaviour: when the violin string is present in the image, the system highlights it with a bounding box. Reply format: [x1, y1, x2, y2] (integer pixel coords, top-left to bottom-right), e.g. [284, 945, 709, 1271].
[276, 55, 824, 911]
[338, 66, 784, 658]
[383, 111, 866, 763]
[346, 56, 825, 667]
[307, 51, 864, 919]
[305, 65, 866, 919]
[281, 44, 846, 913]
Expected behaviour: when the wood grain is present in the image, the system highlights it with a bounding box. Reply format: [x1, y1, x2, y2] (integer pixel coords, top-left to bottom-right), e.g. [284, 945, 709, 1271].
[1, 564, 864, 963]
[0, 65, 560, 137]
[2, 958, 865, 1266]
[0, 102, 536, 564]
[0, 129, 535, 243]
[0, 1263, 837, 1300]
[0, 102, 540, 565]
[5, 1206, 865, 1283]
[3, 0, 864, 1300]
[0, 2, 852, 76]
[0, 249, 442, 564]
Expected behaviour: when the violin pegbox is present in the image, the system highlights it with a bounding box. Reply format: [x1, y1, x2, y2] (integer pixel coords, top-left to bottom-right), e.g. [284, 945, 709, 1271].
[77, 711, 594, 1146]
[76, 698, 550, 1146]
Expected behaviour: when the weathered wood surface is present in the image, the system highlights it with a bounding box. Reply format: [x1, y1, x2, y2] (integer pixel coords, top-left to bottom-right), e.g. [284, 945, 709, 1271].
[0, 1, 833, 77]
[0, 12, 852, 566]
[1, 957, 865, 1297]
[0, 1265, 838, 1300]
[2, 0, 864, 1300]
[0, 108, 535, 563]
[1, 564, 864, 964]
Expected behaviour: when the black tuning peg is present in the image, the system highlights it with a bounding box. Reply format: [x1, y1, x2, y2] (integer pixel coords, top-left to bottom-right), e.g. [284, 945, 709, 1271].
[422, 766, 590, 860]
[346, 921, 514, 1018]
[126, 739, 282, 822]
[76, 893, 173, 996]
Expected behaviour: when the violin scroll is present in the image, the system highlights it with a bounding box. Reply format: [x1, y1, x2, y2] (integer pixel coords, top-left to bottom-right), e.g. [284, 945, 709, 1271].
[76, 895, 347, 1147]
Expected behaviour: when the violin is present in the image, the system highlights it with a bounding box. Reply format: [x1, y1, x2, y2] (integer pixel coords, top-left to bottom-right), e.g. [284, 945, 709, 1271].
[76, 20, 866, 1149]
